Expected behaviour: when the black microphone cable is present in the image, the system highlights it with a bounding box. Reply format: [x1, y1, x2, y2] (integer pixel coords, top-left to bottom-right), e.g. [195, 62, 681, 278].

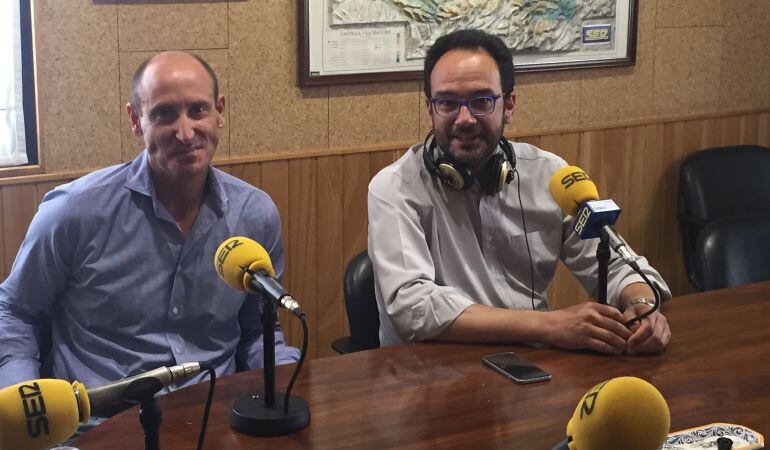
[235, 264, 308, 415]
[513, 166, 537, 311]
[622, 260, 662, 328]
[195, 362, 216, 450]
[283, 310, 308, 414]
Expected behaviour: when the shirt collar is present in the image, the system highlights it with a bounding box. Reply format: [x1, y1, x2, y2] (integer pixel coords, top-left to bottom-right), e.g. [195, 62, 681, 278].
[124, 150, 229, 214]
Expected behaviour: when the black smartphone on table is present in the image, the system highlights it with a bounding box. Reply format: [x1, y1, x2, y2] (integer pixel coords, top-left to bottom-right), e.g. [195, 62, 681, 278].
[482, 352, 551, 384]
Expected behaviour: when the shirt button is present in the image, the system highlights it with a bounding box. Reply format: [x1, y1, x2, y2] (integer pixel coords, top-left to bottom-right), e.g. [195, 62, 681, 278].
[171, 306, 179, 315]
[176, 347, 183, 354]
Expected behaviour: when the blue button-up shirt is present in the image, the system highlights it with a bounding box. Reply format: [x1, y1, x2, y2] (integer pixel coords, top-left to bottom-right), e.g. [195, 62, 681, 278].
[0, 150, 299, 391]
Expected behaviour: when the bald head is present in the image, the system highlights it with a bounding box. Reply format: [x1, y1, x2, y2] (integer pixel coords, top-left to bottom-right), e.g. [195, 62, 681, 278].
[130, 51, 219, 113]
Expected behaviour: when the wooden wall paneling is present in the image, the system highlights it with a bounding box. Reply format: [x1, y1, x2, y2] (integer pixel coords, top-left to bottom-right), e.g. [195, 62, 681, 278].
[700, 118, 722, 150]
[227, 161, 262, 189]
[288, 158, 318, 357]
[36, 181, 67, 204]
[577, 130, 604, 183]
[740, 113, 760, 145]
[315, 156, 345, 357]
[601, 127, 632, 239]
[542, 132, 586, 310]
[538, 132, 580, 166]
[369, 150, 398, 181]
[720, 115, 744, 146]
[342, 153, 371, 337]
[517, 135, 541, 149]
[342, 153, 369, 268]
[758, 113, 770, 147]
[1, 184, 39, 274]
[618, 126, 647, 254]
[575, 128, 604, 302]
[258, 160, 293, 343]
[641, 124, 667, 285]
[623, 126, 657, 280]
[660, 121, 691, 295]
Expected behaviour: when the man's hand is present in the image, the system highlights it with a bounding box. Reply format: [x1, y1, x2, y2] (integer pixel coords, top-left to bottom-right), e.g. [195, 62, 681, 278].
[622, 303, 671, 354]
[545, 302, 632, 354]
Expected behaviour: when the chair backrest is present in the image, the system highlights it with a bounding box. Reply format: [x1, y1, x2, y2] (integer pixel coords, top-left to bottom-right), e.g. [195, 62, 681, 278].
[343, 250, 380, 350]
[678, 145, 770, 289]
[696, 215, 770, 291]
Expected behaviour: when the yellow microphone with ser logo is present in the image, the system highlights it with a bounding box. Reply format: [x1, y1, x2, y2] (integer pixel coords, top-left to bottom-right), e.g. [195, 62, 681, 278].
[552, 376, 670, 450]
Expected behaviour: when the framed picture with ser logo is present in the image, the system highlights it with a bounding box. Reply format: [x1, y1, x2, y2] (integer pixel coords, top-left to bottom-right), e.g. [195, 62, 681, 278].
[298, 0, 638, 86]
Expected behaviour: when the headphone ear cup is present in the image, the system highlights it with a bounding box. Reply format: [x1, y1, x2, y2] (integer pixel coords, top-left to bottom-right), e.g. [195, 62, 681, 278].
[500, 137, 516, 183]
[500, 158, 512, 189]
[436, 156, 474, 190]
[481, 153, 507, 194]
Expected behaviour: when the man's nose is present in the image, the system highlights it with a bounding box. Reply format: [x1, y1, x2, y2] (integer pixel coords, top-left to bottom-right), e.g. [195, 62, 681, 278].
[175, 116, 195, 142]
[455, 104, 477, 125]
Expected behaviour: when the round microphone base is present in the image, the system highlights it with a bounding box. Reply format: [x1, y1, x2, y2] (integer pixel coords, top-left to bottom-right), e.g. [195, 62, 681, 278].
[229, 392, 310, 436]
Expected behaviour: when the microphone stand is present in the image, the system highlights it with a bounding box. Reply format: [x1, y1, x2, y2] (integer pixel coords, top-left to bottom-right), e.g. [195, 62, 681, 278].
[139, 398, 161, 450]
[597, 229, 610, 305]
[123, 377, 164, 450]
[229, 294, 310, 436]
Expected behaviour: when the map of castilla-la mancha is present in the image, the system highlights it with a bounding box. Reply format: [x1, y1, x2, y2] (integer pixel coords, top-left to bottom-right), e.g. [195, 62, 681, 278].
[331, 0, 617, 59]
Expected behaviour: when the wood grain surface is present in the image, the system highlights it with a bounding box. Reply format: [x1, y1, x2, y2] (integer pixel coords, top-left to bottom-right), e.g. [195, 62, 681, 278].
[75, 282, 770, 449]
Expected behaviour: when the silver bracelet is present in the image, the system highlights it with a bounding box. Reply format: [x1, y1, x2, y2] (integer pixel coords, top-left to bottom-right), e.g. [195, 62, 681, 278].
[624, 298, 655, 312]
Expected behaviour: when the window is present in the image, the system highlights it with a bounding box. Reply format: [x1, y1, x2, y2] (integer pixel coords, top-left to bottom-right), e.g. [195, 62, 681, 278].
[1, 0, 37, 169]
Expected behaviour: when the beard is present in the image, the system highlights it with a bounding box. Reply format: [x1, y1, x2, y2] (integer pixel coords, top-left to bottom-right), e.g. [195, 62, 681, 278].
[432, 118, 506, 171]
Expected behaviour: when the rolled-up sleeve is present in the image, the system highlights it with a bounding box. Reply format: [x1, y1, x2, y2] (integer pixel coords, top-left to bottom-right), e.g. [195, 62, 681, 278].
[368, 172, 475, 343]
[559, 215, 672, 306]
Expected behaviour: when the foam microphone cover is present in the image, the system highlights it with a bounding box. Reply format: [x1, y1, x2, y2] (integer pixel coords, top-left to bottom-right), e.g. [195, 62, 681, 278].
[566, 376, 670, 450]
[0, 379, 90, 450]
[214, 236, 275, 292]
[548, 166, 600, 216]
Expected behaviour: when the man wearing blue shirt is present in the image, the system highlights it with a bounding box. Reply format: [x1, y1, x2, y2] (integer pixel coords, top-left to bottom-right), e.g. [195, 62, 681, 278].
[0, 52, 299, 395]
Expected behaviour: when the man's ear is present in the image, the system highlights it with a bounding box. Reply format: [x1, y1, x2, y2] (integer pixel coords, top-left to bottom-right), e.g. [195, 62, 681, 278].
[126, 103, 143, 136]
[215, 94, 225, 128]
[503, 93, 516, 124]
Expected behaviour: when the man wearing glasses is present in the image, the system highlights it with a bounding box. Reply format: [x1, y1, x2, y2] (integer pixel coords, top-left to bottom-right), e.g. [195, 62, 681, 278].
[368, 30, 671, 355]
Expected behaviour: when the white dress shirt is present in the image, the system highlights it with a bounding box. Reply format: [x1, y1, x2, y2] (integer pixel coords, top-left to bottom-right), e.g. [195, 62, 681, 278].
[368, 141, 671, 346]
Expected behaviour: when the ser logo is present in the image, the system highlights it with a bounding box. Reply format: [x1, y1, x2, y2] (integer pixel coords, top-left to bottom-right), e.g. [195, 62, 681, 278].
[582, 25, 612, 44]
[18, 382, 50, 438]
[579, 380, 610, 419]
[560, 171, 589, 189]
[216, 239, 243, 276]
[574, 207, 591, 236]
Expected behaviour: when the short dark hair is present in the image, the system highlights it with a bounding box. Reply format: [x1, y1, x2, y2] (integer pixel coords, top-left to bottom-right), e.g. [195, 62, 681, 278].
[130, 52, 219, 112]
[423, 29, 515, 98]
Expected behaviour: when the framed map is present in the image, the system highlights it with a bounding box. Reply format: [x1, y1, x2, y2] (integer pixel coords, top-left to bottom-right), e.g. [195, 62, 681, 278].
[298, 0, 638, 87]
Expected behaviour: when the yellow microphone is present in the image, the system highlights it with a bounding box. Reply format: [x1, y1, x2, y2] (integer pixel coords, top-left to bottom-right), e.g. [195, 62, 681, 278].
[0, 363, 204, 450]
[0, 379, 89, 450]
[552, 376, 670, 450]
[548, 165, 638, 268]
[215, 236, 275, 291]
[214, 237, 303, 317]
[548, 166, 599, 216]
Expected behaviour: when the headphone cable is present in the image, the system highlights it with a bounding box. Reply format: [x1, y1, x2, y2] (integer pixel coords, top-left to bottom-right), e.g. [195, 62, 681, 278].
[513, 167, 537, 311]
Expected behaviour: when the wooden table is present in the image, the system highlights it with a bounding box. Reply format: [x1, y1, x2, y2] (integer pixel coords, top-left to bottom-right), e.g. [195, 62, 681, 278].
[75, 282, 770, 449]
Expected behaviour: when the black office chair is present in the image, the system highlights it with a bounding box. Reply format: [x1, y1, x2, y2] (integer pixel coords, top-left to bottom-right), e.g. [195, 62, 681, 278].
[696, 215, 770, 291]
[331, 251, 380, 354]
[678, 145, 770, 290]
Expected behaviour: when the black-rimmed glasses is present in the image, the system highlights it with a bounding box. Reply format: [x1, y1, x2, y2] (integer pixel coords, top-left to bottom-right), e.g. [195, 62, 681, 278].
[429, 94, 503, 118]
